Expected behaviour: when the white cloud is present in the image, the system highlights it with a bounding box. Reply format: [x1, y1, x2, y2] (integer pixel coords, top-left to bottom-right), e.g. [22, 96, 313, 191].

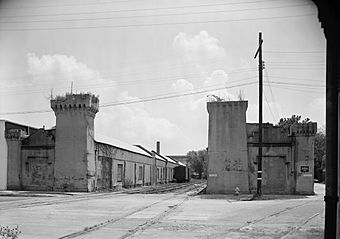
[26, 53, 107, 95]
[170, 70, 235, 112]
[247, 101, 282, 124]
[96, 91, 190, 152]
[204, 69, 229, 87]
[26, 53, 189, 152]
[307, 97, 325, 126]
[204, 69, 236, 101]
[172, 79, 194, 92]
[173, 31, 225, 61]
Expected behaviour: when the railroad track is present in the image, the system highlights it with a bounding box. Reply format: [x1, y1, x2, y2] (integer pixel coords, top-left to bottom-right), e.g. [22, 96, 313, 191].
[58, 194, 188, 239]
[0, 182, 205, 211]
[231, 199, 323, 238]
[123, 182, 201, 194]
[57, 182, 206, 239]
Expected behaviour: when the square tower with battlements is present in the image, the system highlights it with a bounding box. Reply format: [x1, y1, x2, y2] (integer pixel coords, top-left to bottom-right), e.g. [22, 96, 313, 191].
[51, 93, 99, 192]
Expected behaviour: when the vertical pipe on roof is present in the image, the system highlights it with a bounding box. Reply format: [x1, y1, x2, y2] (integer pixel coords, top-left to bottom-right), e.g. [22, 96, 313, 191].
[156, 141, 160, 154]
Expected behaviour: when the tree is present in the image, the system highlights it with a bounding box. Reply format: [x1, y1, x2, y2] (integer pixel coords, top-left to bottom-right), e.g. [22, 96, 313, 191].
[186, 149, 208, 179]
[314, 127, 326, 182]
[277, 114, 310, 131]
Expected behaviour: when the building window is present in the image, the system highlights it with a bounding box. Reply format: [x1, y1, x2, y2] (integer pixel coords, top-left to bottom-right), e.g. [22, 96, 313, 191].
[157, 168, 160, 180]
[117, 164, 123, 182]
[25, 162, 29, 174]
[138, 166, 143, 180]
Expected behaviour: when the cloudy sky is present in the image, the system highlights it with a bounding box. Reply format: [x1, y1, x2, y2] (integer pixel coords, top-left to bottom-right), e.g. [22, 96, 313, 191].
[0, 0, 325, 154]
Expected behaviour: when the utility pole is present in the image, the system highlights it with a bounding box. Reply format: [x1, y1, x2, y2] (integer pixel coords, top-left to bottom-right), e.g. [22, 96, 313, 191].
[254, 32, 263, 196]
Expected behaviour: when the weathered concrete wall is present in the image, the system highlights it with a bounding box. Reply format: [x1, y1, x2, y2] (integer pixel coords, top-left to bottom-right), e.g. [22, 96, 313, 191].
[207, 101, 249, 193]
[291, 123, 317, 194]
[21, 129, 55, 191]
[96, 143, 154, 188]
[0, 121, 7, 190]
[21, 149, 55, 190]
[247, 123, 316, 194]
[1, 121, 38, 190]
[111, 159, 124, 189]
[6, 133, 23, 190]
[124, 161, 135, 187]
[96, 156, 112, 190]
[247, 145, 294, 194]
[247, 124, 295, 194]
[144, 164, 151, 185]
[51, 93, 99, 192]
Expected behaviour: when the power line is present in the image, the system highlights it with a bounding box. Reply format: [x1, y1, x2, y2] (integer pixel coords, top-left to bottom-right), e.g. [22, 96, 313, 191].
[0, 68, 258, 96]
[269, 81, 325, 88]
[264, 68, 280, 120]
[268, 67, 325, 70]
[268, 75, 323, 83]
[0, 79, 258, 115]
[263, 91, 277, 123]
[0, 79, 325, 115]
[265, 84, 324, 93]
[264, 50, 324, 54]
[0, 13, 316, 31]
[0, 3, 312, 24]
[266, 60, 324, 63]
[0, 0, 135, 9]
[0, 0, 279, 19]
[101, 80, 257, 107]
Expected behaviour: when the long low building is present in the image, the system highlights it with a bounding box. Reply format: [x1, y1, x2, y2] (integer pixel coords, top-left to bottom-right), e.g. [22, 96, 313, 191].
[0, 92, 184, 192]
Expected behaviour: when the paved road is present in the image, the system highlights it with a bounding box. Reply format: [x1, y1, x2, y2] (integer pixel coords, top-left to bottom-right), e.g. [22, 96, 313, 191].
[0, 183, 324, 238]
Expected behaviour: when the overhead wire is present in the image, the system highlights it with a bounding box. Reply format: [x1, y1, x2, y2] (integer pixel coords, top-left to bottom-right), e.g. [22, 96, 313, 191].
[1, 0, 294, 10]
[0, 67, 258, 96]
[0, 77, 258, 115]
[0, 13, 317, 31]
[0, 3, 312, 24]
[263, 91, 277, 123]
[264, 50, 324, 54]
[0, 79, 326, 115]
[266, 84, 324, 93]
[264, 67, 280, 121]
[0, 0, 290, 18]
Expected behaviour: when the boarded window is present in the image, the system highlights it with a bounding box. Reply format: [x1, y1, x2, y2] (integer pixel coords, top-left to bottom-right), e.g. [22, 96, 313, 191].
[117, 164, 123, 182]
[138, 166, 143, 180]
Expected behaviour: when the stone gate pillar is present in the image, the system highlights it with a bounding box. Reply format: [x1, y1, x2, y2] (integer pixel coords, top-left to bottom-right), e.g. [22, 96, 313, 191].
[206, 101, 249, 193]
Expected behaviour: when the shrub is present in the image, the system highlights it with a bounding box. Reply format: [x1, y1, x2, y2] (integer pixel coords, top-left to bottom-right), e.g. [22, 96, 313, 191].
[0, 225, 21, 239]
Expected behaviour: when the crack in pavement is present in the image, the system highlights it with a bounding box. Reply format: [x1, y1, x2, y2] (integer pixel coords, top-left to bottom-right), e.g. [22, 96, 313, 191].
[57, 196, 176, 239]
[279, 210, 324, 238]
[241, 200, 316, 228]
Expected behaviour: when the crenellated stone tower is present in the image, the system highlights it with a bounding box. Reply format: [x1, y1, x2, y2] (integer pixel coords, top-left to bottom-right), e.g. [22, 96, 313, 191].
[51, 93, 99, 192]
[207, 101, 249, 193]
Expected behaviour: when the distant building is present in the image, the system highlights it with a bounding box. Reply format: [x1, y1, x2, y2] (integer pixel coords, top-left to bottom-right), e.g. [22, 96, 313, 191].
[0, 93, 182, 192]
[207, 101, 316, 195]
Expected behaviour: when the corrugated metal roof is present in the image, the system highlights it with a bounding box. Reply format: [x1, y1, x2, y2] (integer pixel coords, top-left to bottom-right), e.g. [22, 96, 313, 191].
[167, 156, 187, 166]
[95, 134, 151, 158]
[134, 145, 166, 162]
[158, 154, 178, 164]
[153, 151, 179, 165]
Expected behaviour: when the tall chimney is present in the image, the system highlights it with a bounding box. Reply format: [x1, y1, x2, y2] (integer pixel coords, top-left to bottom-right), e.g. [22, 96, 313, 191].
[156, 141, 160, 154]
